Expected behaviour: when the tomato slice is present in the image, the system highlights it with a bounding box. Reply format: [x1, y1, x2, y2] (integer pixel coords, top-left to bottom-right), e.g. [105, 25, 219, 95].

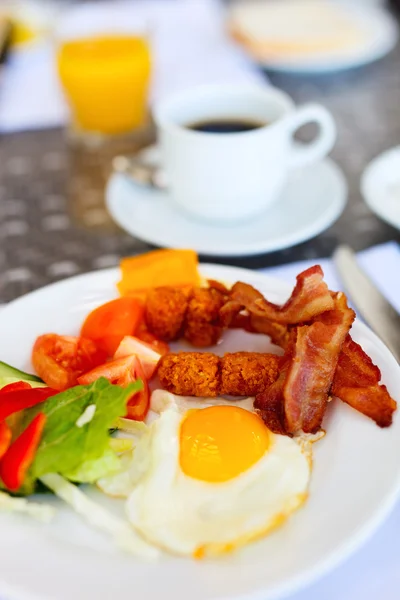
[81, 298, 144, 357]
[135, 322, 170, 356]
[78, 355, 150, 421]
[118, 356, 149, 421]
[114, 336, 161, 379]
[32, 334, 106, 391]
[77, 356, 135, 385]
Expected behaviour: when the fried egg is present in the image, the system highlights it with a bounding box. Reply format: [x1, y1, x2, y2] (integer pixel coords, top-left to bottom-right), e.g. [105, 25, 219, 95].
[126, 404, 311, 557]
[150, 389, 255, 415]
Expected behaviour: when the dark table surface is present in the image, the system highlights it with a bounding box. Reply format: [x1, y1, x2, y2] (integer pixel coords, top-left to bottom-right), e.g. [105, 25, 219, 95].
[1, 36, 400, 303]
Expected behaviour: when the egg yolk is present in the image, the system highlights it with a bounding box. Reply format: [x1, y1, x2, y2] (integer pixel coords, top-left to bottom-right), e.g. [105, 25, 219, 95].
[180, 406, 270, 483]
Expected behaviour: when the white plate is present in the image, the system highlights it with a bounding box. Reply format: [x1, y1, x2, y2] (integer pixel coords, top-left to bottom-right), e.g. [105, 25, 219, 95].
[0, 265, 399, 600]
[106, 157, 347, 256]
[229, 2, 398, 74]
[361, 146, 400, 231]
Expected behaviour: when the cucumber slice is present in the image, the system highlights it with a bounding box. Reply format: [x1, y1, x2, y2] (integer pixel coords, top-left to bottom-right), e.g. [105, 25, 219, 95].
[0, 361, 43, 383]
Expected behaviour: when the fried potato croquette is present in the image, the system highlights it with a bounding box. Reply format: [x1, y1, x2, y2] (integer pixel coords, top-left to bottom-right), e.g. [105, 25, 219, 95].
[221, 352, 280, 396]
[184, 288, 225, 347]
[145, 287, 188, 341]
[157, 352, 280, 397]
[157, 352, 220, 397]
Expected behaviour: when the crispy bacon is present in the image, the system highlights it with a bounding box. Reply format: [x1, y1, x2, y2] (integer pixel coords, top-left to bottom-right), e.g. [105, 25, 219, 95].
[248, 315, 290, 349]
[284, 294, 355, 433]
[229, 312, 252, 330]
[221, 282, 290, 347]
[220, 281, 264, 327]
[255, 342, 294, 435]
[255, 293, 355, 435]
[332, 337, 397, 427]
[219, 299, 244, 327]
[207, 279, 230, 296]
[231, 266, 334, 324]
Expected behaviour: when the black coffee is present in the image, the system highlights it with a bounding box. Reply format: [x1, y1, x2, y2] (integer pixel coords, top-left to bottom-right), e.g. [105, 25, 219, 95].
[187, 118, 266, 134]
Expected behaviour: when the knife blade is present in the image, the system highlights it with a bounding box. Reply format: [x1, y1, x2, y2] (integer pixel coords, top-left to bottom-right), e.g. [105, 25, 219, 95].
[333, 245, 400, 363]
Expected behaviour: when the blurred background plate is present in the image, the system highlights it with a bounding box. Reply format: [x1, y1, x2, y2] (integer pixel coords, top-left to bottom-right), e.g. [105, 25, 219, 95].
[229, 0, 399, 74]
[0, 0, 58, 52]
[361, 146, 400, 231]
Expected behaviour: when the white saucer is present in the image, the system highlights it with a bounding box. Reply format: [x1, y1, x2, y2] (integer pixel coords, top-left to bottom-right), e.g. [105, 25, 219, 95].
[229, 2, 398, 75]
[361, 146, 400, 232]
[106, 156, 347, 257]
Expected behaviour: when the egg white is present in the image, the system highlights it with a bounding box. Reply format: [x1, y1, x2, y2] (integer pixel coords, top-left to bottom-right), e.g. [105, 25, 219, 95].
[150, 389, 255, 416]
[98, 392, 254, 499]
[125, 407, 311, 557]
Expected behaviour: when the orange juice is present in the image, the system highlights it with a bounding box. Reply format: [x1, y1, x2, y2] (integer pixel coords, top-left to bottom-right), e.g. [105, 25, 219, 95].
[58, 35, 151, 135]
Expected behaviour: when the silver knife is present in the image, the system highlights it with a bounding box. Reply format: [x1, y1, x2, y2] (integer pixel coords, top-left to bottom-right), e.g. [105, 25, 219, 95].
[333, 245, 400, 363]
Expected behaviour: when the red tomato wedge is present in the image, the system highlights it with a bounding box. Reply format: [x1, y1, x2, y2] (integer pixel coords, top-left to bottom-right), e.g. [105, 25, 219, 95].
[81, 298, 144, 357]
[135, 323, 170, 356]
[118, 357, 150, 421]
[32, 334, 106, 391]
[114, 336, 161, 379]
[77, 356, 136, 385]
[78, 355, 150, 421]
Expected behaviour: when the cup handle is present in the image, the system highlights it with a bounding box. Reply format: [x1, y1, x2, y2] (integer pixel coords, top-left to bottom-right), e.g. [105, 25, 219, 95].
[283, 103, 337, 169]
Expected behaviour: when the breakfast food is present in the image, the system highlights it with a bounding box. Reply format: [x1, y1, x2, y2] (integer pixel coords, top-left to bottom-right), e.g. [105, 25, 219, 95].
[229, 0, 366, 61]
[184, 287, 225, 347]
[144, 285, 226, 347]
[125, 405, 311, 557]
[0, 249, 397, 561]
[157, 352, 280, 397]
[158, 352, 220, 397]
[118, 248, 200, 296]
[226, 266, 397, 432]
[145, 287, 188, 341]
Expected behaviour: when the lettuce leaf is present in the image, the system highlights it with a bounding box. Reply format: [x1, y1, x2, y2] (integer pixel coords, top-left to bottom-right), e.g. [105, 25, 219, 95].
[64, 447, 122, 483]
[26, 377, 142, 481]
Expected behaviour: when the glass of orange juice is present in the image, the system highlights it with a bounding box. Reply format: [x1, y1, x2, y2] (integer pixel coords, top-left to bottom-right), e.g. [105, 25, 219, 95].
[56, 5, 151, 142]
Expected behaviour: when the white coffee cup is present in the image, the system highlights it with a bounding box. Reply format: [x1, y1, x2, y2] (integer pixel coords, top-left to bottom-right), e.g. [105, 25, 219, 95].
[153, 84, 336, 223]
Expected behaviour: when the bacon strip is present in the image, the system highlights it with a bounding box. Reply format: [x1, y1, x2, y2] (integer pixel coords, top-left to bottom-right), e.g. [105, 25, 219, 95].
[219, 268, 396, 432]
[207, 279, 230, 296]
[255, 293, 355, 435]
[219, 299, 244, 327]
[231, 266, 334, 324]
[255, 339, 294, 435]
[248, 315, 290, 350]
[284, 294, 355, 433]
[332, 337, 397, 427]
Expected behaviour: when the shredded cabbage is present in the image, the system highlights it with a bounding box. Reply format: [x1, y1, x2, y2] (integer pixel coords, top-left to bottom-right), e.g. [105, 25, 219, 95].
[40, 473, 158, 559]
[0, 491, 55, 522]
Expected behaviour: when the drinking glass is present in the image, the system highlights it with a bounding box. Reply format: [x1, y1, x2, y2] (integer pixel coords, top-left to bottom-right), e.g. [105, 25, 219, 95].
[56, 3, 151, 143]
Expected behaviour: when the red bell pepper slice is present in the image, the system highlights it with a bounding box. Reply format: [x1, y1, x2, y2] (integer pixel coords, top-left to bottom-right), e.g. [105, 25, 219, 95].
[0, 387, 57, 422]
[0, 413, 46, 491]
[0, 382, 32, 394]
[0, 421, 12, 460]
